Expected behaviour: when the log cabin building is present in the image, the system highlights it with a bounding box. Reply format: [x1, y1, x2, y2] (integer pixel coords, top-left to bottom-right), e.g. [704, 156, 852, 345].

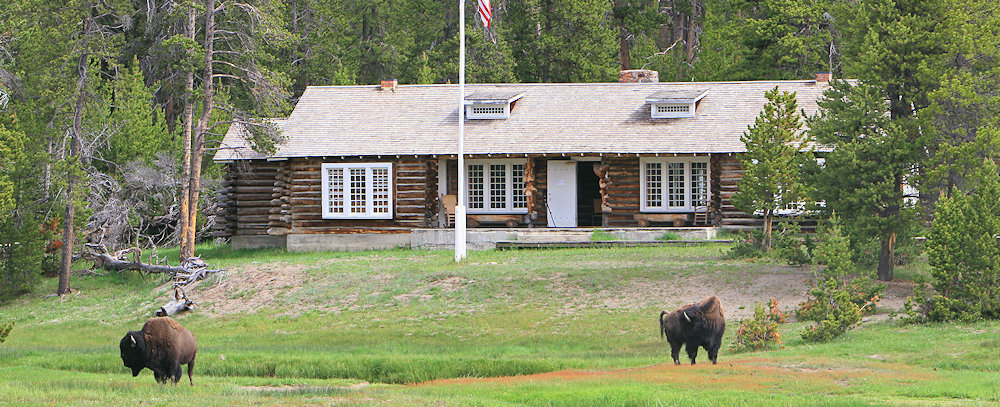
[213, 70, 832, 251]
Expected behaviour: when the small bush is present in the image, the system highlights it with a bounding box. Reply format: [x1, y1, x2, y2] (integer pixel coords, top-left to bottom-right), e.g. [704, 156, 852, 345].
[798, 214, 881, 342]
[726, 223, 812, 265]
[0, 322, 12, 344]
[730, 299, 785, 352]
[902, 278, 981, 323]
[799, 278, 872, 342]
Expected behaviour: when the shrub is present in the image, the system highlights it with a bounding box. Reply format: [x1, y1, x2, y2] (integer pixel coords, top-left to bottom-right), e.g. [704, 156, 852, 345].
[902, 278, 981, 323]
[772, 221, 812, 265]
[798, 214, 881, 342]
[925, 160, 1000, 320]
[730, 299, 785, 352]
[726, 222, 812, 265]
[0, 322, 12, 344]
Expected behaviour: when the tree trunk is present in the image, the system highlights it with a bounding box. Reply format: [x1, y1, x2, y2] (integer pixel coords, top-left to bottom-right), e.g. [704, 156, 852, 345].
[614, 0, 630, 70]
[877, 232, 895, 281]
[178, 4, 196, 261]
[59, 20, 90, 296]
[763, 208, 773, 252]
[187, 0, 215, 254]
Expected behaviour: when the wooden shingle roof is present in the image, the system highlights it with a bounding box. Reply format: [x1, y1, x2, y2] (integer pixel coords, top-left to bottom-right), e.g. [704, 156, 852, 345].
[215, 80, 831, 162]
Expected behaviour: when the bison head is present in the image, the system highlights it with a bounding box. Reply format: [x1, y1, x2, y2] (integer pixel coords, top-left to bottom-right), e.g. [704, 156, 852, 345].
[119, 331, 147, 377]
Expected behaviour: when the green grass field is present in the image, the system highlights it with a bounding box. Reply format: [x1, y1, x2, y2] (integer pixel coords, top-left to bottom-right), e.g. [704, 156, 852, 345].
[0, 244, 997, 406]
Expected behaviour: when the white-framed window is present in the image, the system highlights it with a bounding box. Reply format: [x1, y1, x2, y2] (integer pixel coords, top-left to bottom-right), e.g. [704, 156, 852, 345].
[321, 163, 393, 219]
[641, 157, 710, 212]
[465, 159, 529, 214]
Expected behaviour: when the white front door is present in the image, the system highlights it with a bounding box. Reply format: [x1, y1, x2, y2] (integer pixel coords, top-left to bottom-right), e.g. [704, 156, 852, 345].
[547, 160, 577, 227]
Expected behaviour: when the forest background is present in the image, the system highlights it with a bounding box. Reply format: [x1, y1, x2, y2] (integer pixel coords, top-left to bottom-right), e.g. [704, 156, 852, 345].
[0, 0, 998, 301]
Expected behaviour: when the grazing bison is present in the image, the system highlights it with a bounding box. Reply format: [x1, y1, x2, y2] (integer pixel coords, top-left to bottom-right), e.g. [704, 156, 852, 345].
[119, 316, 197, 385]
[659, 295, 726, 365]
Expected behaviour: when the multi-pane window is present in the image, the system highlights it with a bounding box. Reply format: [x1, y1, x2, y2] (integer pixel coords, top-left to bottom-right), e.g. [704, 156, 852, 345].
[645, 162, 662, 208]
[511, 165, 527, 209]
[667, 162, 685, 207]
[466, 159, 529, 213]
[489, 164, 507, 209]
[640, 158, 710, 212]
[321, 163, 393, 219]
[468, 164, 485, 209]
[690, 162, 709, 207]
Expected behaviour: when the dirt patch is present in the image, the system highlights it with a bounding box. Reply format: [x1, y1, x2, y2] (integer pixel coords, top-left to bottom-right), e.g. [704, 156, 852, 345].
[549, 266, 915, 320]
[186, 262, 309, 316]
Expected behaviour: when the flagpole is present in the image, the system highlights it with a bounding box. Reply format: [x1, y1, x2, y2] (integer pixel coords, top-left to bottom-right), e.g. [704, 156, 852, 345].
[455, 0, 468, 262]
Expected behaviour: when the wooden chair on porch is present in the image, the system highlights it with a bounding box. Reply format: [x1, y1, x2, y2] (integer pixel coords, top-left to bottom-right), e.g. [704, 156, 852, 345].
[442, 194, 457, 227]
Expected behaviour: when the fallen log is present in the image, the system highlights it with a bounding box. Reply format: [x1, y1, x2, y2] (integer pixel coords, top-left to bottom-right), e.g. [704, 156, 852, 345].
[156, 286, 195, 317]
[83, 244, 224, 316]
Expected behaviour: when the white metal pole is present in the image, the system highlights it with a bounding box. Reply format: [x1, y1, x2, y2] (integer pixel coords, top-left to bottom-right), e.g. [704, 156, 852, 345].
[455, 0, 468, 262]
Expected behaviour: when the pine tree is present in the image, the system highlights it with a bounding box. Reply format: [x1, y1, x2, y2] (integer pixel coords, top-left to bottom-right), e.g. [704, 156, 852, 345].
[733, 86, 806, 251]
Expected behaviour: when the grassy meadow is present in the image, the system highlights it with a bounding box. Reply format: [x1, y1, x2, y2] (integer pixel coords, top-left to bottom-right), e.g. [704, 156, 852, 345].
[0, 244, 998, 406]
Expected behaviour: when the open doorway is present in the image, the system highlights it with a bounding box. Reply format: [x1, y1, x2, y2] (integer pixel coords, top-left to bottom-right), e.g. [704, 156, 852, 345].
[576, 162, 602, 227]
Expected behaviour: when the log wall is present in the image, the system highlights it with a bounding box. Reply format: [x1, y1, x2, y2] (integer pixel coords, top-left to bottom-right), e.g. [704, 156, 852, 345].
[212, 161, 284, 237]
[603, 156, 641, 227]
[285, 157, 434, 234]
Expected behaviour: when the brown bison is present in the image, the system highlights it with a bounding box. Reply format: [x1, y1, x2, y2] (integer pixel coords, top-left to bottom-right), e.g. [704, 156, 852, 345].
[119, 316, 197, 385]
[659, 295, 726, 365]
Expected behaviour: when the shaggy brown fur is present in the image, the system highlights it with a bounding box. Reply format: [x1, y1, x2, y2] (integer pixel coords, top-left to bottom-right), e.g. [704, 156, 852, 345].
[659, 295, 726, 365]
[120, 317, 197, 385]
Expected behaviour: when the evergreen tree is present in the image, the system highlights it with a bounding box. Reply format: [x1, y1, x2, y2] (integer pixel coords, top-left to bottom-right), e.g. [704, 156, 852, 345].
[927, 159, 1000, 319]
[696, 0, 841, 81]
[733, 86, 806, 251]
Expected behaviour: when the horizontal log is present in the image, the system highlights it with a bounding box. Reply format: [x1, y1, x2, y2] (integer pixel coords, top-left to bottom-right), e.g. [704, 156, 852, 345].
[236, 215, 271, 222]
[267, 227, 291, 236]
[237, 207, 273, 216]
[289, 227, 411, 234]
[235, 193, 275, 201]
[235, 186, 276, 194]
[232, 200, 275, 208]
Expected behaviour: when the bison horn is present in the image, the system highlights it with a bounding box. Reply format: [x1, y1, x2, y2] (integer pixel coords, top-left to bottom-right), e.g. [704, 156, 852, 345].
[130, 335, 136, 346]
[683, 311, 691, 322]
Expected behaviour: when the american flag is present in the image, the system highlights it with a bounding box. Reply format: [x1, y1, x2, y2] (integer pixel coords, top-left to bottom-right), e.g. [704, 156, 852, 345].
[478, 0, 492, 28]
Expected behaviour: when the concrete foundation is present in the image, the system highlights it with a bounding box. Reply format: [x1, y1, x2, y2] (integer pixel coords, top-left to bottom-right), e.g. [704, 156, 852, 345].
[231, 227, 719, 252]
[410, 227, 718, 250]
[231, 235, 287, 250]
[286, 233, 412, 252]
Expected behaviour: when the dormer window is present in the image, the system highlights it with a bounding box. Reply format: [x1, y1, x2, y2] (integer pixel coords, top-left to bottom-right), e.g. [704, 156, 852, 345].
[465, 90, 525, 120]
[646, 89, 708, 119]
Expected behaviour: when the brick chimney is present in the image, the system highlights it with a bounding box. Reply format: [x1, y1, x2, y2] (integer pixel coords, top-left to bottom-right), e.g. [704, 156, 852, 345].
[380, 79, 398, 91]
[815, 72, 832, 83]
[619, 69, 659, 83]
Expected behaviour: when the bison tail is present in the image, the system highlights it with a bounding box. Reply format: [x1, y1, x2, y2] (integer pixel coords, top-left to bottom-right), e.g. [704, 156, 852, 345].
[659, 310, 668, 339]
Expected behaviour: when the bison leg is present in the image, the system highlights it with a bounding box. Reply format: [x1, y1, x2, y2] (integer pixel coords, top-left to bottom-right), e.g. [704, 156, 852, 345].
[669, 340, 682, 365]
[707, 342, 720, 365]
[686, 341, 700, 365]
[170, 362, 183, 385]
[187, 360, 195, 386]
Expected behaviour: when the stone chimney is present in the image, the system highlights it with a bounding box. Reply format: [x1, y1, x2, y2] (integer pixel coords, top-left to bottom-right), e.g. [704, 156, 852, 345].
[815, 72, 832, 83]
[619, 69, 659, 83]
[380, 79, 398, 91]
